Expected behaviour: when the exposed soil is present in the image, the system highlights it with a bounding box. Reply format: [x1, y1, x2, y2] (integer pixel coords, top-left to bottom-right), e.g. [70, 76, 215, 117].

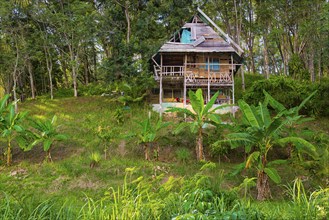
[69, 174, 105, 190]
[10, 142, 83, 165]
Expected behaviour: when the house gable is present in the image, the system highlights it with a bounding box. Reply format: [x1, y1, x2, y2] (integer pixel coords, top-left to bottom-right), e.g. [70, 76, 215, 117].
[157, 8, 243, 58]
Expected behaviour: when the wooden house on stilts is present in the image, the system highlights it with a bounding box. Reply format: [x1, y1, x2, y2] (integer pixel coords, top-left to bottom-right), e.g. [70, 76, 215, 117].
[152, 8, 243, 112]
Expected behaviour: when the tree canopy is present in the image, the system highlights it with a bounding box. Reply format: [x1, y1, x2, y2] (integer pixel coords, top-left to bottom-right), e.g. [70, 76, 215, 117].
[0, 0, 328, 100]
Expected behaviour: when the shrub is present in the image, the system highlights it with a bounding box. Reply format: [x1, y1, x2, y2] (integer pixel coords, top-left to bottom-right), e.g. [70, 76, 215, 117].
[79, 83, 110, 96]
[243, 76, 329, 116]
[234, 73, 264, 101]
[309, 78, 329, 116]
[175, 148, 190, 163]
[89, 151, 101, 168]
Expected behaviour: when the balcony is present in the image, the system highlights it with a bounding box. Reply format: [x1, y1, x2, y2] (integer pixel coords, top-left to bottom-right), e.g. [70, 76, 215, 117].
[154, 63, 234, 86]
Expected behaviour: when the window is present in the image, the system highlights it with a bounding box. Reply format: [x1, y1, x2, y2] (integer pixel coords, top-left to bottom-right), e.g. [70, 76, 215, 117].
[181, 28, 191, 43]
[211, 58, 220, 71]
[201, 57, 220, 71]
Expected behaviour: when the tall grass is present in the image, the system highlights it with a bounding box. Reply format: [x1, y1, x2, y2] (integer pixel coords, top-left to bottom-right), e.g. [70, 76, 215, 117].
[77, 170, 261, 220]
[0, 192, 77, 219]
[285, 178, 329, 219]
[0, 165, 263, 219]
[4, 176, 329, 219]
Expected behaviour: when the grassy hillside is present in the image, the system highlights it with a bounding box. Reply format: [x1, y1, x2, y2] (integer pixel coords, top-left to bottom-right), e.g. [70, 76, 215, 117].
[0, 95, 328, 219]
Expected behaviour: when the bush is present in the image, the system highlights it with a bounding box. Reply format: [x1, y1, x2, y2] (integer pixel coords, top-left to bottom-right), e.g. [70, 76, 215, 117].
[242, 76, 329, 116]
[53, 83, 110, 98]
[309, 78, 329, 116]
[175, 148, 190, 163]
[79, 83, 110, 96]
[234, 73, 264, 101]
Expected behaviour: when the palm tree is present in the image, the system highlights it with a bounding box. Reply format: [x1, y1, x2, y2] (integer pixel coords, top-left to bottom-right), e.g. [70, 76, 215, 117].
[214, 95, 317, 200]
[31, 115, 67, 162]
[167, 89, 224, 161]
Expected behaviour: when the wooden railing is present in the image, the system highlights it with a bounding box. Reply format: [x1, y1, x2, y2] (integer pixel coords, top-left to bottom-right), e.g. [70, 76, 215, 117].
[185, 71, 232, 85]
[154, 65, 233, 85]
[161, 66, 185, 76]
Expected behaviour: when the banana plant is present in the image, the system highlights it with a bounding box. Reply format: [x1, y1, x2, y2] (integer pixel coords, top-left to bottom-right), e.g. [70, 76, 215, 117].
[136, 117, 170, 160]
[264, 90, 317, 159]
[30, 115, 67, 162]
[214, 96, 317, 200]
[166, 89, 225, 161]
[0, 95, 31, 166]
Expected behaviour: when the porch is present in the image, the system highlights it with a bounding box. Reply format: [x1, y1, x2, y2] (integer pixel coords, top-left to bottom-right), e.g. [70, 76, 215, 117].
[154, 63, 235, 86]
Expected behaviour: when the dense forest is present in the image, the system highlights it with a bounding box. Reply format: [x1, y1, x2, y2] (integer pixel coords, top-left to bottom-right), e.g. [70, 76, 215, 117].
[1, 0, 329, 101]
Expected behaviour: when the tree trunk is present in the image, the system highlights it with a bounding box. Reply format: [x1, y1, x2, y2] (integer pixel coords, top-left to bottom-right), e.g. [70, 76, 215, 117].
[83, 54, 89, 85]
[241, 66, 245, 91]
[249, 46, 256, 74]
[7, 140, 11, 166]
[125, 1, 130, 44]
[196, 127, 204, 161]
[69, 45, 79, 98]
[48, 67, 54, 100]
[263, 37, 270, 79]
[27, 59, 36, 99]
[62, 60, 69, 88]
[13, 42, 19, 113]
[144, 143, 149, 160]
[233, 0, 241, 44]
[72, 66, 78, 97]
[318, 50, 322, 81]
[47, 149, 52, 162]
[12, 72, 18, 113]
[44, 45, 54, 99]
[257, 170, 271, 200]
[93, 45, 98, 81]
[309, 46, 315, 82]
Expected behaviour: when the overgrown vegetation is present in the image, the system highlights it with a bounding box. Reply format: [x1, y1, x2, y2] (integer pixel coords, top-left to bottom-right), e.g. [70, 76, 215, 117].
[0, 75, 328, 219]
[215, 91, 317, 200]
[167, 89, 224, 161]
[1, 0, 329, 218]
[243, 76, 329, 116]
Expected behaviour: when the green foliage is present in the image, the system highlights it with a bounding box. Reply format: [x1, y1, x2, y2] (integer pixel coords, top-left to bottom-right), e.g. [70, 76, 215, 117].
[0, 95, 32, 166]
[113, 108, 124, 124]
[300, 131, 329, 183]
[89, 151, 101, 168]
[285, 178, 329, 219]
[288, 54, 309, 80]
[233, 177, 257, 199]
[76, 166, 263, 220]
[30, 115, 68, 162]
[135, 117, 170, 160]
[79, 83, 110, 96]
[0, 95, 328, 219]
[243, 76, 329, 116]
[54, 88, 76, 98]
[95, 125, 117, 159]
[114, 74, 155, 106]
[167, 89, 225, 161]
[215, 92, 317, 200]
[234, 73, 264, 101]
[309, 78, 329, 116]
[175, 148, 191, 164]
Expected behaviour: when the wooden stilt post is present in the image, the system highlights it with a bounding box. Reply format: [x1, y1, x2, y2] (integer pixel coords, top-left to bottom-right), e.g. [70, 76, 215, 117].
[160, 54, 163, 106]
[183, 54, 187, 108]
[231, 54, 235, 117]
[207, 54, 210, 102]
